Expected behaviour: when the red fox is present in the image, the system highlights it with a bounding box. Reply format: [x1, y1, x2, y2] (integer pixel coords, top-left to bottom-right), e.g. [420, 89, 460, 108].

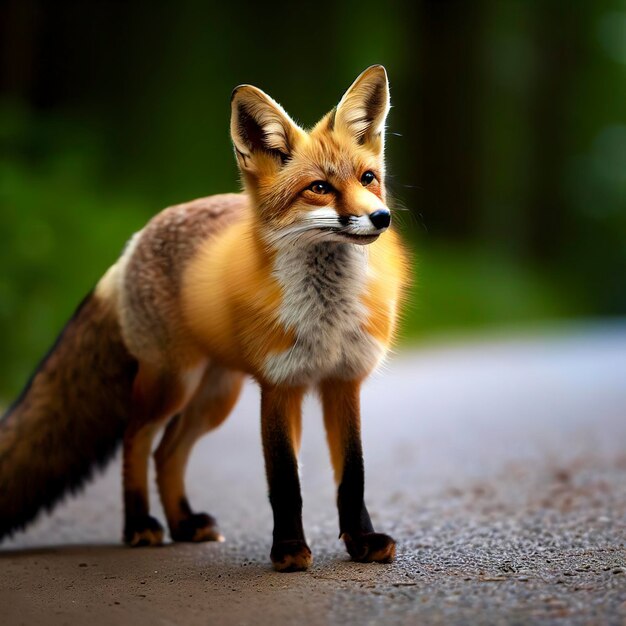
[0, 65, 408, 571]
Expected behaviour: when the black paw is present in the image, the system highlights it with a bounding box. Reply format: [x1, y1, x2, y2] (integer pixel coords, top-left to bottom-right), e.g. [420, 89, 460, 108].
[343, 532, 396, 563]
[170, 513, 224, 543]
[124, 515, 164, 547]
[270, 539, 313, 572]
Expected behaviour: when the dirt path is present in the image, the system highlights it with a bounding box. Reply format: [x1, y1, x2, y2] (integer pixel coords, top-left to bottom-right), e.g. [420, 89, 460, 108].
[2, 325, 626, 625]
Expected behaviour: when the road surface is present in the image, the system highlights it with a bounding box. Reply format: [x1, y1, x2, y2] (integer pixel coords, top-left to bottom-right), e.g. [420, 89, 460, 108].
[2, 324, 626, 625]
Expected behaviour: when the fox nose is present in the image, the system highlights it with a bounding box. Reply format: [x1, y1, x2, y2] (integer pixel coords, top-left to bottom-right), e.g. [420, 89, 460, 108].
[369, 209, 391, 230]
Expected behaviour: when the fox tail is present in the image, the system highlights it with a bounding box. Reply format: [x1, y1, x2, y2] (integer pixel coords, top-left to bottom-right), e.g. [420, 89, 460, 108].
[0, 290, 137, 540]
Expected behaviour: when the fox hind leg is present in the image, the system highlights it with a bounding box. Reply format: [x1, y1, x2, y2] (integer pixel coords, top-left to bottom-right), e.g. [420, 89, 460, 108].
[155, 366, 243, 543]
[123, 364, 194, 547]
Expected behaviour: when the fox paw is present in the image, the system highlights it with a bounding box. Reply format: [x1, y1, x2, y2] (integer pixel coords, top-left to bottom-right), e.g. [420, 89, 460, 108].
[124, 515, 164, 547]
[343, 532, 396, 563]
[170, 513, 224, 543]
[270, 540, 313, 572]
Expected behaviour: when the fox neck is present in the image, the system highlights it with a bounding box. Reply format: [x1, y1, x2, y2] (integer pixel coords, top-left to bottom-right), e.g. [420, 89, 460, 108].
[266, 236, 371, 384]
[247, 201, 372, 319]
[271, 237, 369, 289]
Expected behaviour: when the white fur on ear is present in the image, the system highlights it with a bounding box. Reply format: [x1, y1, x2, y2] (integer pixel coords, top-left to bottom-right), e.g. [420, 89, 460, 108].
[230, 85, 303, 171]
[335, 65, 390, 146]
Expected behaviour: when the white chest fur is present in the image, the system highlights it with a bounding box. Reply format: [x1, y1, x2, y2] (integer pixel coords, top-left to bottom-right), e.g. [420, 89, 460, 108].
[262, 242, 385, 386]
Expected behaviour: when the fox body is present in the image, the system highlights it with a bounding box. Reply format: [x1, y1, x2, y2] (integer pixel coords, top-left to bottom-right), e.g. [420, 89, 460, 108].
[0, 66, 408, 571]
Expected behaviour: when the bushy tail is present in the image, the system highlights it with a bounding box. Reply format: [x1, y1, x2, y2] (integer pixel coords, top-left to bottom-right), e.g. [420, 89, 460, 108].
[0, 290, 138, 540]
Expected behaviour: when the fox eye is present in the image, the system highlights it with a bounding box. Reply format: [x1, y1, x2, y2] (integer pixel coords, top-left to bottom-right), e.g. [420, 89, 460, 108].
[361, 171, 376, 186]
[308, 181, 331, 195]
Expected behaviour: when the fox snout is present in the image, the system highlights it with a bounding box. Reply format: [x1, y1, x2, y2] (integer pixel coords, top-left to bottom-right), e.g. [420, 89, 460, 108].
[342, 207, 391, 236]
[369, 209, 391, 230]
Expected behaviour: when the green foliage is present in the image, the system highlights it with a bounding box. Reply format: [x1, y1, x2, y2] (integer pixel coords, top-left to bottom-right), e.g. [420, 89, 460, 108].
[399, 244, 587, 343]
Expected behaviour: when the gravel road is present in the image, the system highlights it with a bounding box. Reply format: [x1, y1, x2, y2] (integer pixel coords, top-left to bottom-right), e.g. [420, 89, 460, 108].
[2, 324, 626, 625]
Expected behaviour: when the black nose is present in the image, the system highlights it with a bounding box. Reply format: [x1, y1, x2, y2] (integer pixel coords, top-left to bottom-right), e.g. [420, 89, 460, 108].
[369, 210, 391, 230]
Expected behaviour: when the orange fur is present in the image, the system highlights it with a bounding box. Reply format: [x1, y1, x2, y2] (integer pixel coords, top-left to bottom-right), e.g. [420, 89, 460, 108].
[181, 216, 300, 378]
[319, 378, 362, 484]
[362, 228, 410, 345]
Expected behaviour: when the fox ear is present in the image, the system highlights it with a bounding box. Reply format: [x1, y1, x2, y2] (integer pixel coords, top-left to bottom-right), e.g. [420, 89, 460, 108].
[335, 65, 390, 150]
[230, 85, 302, 173]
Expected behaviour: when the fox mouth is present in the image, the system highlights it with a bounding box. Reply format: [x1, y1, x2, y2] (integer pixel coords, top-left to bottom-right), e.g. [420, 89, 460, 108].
[336, 232, 380, 244]
[314, 226, 381, 245]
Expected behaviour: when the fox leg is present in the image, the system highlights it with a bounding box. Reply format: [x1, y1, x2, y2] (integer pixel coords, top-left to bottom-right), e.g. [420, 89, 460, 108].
[260, 384, 311, 572]
[123, 364, 193, 547]
[320, 378, 396, 563]
[154, 366, 243, 542]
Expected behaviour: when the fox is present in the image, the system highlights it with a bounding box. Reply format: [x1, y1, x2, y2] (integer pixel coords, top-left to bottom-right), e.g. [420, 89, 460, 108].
[0, 65, 408, 572]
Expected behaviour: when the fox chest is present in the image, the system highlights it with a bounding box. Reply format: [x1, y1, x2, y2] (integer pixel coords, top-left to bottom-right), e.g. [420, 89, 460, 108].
[261, 243, 385, 386]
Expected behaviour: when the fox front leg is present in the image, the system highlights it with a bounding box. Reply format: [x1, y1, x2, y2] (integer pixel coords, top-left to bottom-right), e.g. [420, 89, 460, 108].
[320, 378, 396, 563]
[260, 384, 312, 572]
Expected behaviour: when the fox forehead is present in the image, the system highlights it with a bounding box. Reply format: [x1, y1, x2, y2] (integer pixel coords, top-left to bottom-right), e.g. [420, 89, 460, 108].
[294, 122, 381, 180]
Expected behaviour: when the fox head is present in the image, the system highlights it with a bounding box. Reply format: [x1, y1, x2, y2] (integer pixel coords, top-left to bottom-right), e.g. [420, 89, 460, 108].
[230, 65, 392, 247]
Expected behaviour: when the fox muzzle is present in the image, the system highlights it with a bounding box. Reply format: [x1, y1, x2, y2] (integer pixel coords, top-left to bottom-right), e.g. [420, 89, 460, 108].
[369, 209, 391, 230]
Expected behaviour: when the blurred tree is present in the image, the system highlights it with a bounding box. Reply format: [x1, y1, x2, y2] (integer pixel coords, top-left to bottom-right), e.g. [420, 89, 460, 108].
[411, 0, 483, 240]
[527, 2, 586, 260]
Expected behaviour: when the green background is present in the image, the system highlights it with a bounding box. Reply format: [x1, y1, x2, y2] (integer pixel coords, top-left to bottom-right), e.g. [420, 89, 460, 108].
[1, 0, 625, 400]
